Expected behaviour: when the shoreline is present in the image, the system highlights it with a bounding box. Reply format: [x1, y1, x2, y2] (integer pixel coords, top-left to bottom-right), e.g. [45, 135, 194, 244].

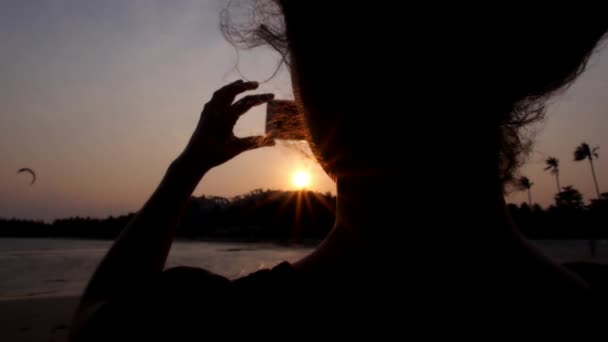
[0, 292, 81, 302]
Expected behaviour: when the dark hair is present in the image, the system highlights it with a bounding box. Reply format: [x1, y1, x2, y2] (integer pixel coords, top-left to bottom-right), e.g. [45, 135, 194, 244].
[220, 1, 289, 59]
[222, 1, 607, 185]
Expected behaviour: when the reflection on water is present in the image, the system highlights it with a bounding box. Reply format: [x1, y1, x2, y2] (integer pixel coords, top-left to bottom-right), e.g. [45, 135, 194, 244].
[0, 238, 606, 299]
[0, 238, 313, 299]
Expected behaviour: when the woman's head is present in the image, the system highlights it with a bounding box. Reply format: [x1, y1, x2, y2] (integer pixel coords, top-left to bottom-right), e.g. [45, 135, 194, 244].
[223, 2, 607, 188]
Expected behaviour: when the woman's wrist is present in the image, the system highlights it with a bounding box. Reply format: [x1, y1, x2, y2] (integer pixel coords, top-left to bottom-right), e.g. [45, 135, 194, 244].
[167, 153, 211, 189]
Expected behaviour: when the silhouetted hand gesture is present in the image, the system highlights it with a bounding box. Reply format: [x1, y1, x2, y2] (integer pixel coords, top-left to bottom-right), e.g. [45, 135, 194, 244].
[179, 80, 275, 173]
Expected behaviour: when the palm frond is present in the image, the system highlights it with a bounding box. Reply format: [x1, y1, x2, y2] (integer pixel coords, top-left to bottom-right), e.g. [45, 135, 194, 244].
[544, 157, 559, 173]
[517, 176, 532, 190]
[545, 157, 559, 167]
[593, 146, 599, 159]
[574, 143, 590, 161]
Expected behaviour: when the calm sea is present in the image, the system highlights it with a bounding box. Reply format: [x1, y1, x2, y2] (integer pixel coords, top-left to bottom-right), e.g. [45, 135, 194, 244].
[0, 238, 605, 300]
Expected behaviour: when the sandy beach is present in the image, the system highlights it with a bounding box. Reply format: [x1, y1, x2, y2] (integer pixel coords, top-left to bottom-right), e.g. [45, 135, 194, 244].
[0, 296, 78, 342]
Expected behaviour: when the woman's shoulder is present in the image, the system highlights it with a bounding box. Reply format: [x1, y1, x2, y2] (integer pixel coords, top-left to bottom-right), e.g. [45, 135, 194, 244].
[153, 262, 301, 306]
[82, 262, 299, 340]
[232, 262, 297, 288]
[563, 261, 608, 296]
[161, 261, 298, 290]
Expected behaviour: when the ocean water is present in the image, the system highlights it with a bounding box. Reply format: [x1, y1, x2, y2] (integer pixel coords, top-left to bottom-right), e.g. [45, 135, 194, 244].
[0, 238, 606, 300]
[0, 238, 312, 300]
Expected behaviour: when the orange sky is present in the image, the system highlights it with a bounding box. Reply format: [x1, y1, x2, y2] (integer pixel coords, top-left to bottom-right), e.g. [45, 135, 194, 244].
[0, 1, 607, 220]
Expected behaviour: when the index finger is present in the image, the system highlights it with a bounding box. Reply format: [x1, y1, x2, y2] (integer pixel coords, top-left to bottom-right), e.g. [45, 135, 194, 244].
[210, 80, 259, 107]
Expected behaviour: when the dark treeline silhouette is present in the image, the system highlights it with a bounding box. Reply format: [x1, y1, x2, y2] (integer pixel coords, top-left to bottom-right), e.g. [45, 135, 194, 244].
[0, 215, 135, 239]
[0, 190, 336, 243]
[3, 188, 608, 241]
[509, 189, 608, 239]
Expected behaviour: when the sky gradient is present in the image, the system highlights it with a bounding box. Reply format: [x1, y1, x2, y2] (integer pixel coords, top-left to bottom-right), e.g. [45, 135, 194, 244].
[1, 0, 607, 220]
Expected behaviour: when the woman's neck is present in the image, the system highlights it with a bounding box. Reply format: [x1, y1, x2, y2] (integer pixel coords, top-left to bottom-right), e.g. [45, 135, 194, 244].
[295, 173, 528, 275]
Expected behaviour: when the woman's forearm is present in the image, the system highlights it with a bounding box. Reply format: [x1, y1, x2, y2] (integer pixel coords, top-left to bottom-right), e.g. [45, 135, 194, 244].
[79, 157, 207, 305]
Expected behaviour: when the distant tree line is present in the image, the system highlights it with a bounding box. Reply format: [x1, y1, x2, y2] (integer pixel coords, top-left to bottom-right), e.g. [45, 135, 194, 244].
[0, 190, 336, 243]
[2, 187, 608, 241]
[509, 190, 608, 239]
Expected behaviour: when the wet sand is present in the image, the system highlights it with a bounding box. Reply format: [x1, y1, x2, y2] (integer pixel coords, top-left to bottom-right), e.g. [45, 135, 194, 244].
[0, 296, 78, 342]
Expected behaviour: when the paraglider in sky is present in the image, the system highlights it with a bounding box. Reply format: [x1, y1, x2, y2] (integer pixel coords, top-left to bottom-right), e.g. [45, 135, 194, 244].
[17, 168, 36, 185]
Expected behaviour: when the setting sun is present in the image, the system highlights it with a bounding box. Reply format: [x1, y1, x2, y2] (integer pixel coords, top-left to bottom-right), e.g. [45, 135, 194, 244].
[292, 170, 311, 189]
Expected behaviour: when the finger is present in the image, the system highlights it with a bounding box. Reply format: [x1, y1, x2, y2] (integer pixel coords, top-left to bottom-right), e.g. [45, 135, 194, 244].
[231, 94, 275, 117]
[211, 80, 259, 106]
[234, 135, 276, 153]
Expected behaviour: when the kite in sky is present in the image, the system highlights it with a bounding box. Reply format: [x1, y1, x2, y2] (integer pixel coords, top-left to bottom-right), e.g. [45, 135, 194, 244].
[17, 168, 36, 185]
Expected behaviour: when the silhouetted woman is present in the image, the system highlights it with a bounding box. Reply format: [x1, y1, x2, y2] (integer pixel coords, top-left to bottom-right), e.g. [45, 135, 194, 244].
[71, 2, 608, 339]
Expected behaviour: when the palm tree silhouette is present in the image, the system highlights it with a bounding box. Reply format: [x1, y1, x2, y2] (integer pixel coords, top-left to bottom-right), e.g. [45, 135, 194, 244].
[573, 143, 600, 259]
[574, 142, 601, 198]
[544, 157, 561, 194]
[518, 176, 533, 206]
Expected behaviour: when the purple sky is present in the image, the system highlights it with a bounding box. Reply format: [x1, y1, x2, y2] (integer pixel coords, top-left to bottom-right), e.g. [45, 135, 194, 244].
[1, 0, 607, 220]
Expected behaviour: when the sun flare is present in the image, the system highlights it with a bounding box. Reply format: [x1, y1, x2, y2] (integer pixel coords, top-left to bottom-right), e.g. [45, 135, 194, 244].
[292, 170, 311, 189]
